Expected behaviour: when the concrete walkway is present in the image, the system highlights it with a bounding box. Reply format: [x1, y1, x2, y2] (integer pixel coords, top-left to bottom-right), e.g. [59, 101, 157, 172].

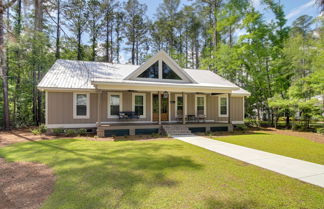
[174, 135, 324, 188]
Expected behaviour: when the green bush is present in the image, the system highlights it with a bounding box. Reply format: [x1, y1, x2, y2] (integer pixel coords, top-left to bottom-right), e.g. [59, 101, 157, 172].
[52, 128, 64, 135]
[77, 128, 87, 135]
[65, 129, 76, 136]
[234, 124, 248, 132]
[31, 128, 41, 135]
[316, 128, 324, 135]
[39, 124, 47, 133]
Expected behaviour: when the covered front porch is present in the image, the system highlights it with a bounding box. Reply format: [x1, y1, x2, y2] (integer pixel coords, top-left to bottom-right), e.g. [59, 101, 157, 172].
[94, 89, 242, 137]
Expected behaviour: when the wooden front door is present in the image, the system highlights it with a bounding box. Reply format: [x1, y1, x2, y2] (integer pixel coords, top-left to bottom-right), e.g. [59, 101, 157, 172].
[152, 94, 169, 121]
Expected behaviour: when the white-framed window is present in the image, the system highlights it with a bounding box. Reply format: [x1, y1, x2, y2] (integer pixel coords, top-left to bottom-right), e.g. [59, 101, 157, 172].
[132, 93, 146, 118]
[195, 95, 206, 116]
[73, 92, 90, 119]
[175, 94, 187, 117]
[107, 92, 123, 118]
[218, 95, 228, 117]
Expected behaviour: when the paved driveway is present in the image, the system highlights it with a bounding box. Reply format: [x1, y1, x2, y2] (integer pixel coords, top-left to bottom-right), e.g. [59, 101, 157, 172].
[174, 135, 324, 188]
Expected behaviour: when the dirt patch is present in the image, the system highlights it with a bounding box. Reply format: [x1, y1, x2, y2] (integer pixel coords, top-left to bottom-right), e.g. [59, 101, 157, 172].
[0, 158, 55, 209]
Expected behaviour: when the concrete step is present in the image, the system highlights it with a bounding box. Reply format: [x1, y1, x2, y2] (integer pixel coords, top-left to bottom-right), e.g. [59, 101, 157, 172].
[162, 125, 192, 136]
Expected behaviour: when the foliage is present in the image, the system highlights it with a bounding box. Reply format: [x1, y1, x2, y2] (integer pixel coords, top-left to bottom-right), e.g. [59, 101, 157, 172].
[52, 128, 64, 135]
[65, 129, 76, 136]
[31, 128, 41, 135]
[317, 128, 324, 135]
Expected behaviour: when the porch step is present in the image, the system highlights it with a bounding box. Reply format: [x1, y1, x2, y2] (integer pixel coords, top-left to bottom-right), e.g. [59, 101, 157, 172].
[162, 125, 192, 136]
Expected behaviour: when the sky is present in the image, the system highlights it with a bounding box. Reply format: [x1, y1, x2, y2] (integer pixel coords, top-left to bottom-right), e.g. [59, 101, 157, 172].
[121, 0, 322, 63]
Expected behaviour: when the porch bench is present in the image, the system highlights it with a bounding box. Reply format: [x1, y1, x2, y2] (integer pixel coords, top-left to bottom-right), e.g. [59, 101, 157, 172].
[119, 111, 140, 119]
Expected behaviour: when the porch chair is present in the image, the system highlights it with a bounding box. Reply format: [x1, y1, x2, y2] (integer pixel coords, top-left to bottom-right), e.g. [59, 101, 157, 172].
[197, 114, 206, 123]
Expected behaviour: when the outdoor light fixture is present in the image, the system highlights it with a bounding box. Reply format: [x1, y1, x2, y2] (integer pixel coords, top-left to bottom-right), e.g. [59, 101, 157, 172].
[163, 91, 169, 98]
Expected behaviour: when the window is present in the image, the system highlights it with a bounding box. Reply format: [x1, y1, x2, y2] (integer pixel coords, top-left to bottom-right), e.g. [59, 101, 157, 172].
[73, 93, 89, 119]
[133, 93, 146, 118]
[162, 61, 181, 80]
[196, 95, 206, 115]
[175, 95, 186, 116]
[219, 96, 228, 117]
[138, 61, 159, 78]
[108, 93, 122, 118]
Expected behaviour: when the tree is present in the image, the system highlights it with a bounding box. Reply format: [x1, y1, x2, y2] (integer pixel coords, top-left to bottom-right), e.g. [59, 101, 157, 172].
[0, 0, 18, 130]
[124, 0, 147, 65]
[87, 0, 104, 61]
[63, 0, 88, 60]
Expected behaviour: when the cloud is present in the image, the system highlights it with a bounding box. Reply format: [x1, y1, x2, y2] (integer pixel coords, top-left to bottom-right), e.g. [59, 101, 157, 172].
[286, 0, 316, 20]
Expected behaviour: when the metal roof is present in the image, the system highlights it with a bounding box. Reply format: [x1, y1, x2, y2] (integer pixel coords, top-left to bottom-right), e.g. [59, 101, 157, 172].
[38, 59, 250, 96]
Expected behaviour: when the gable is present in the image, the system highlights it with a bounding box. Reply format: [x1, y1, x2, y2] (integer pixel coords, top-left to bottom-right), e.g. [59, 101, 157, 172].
[125, 50, 196, 83]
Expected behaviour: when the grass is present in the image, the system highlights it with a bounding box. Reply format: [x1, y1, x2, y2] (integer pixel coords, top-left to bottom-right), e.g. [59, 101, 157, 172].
[0, 138, 323, 209]
[212, 132, 324, 165]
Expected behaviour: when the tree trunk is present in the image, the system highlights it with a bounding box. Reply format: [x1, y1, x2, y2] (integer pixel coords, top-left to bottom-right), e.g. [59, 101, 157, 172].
[110, 22, 113, 63]
[0, 0, 18, 129]
[0, 10, 10, 129]
[77, 27, 82, 60]
[55, 0, 60, 59]
[105, 19, 109, 62]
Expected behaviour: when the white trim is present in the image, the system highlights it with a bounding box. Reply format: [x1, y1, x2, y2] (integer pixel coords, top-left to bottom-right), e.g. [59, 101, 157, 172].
[243, 97, 245, 120]
[195, 95, 207, 116]
[132, 93, 146, 118]
[107, 92, 123, 118]
[218, 95, 228, 117]
[47, 123, 96, 129]
[232, 121, 244, 124]
[150, 92, 153, 122]
[168, 91, 171, 122]
[73, 92, 90, 119]
[175, 94, 187, 118]
[45, 91, 48, 125]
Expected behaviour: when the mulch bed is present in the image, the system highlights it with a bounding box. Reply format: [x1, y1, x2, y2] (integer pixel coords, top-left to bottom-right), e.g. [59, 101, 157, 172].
[0, 158, 55, 209]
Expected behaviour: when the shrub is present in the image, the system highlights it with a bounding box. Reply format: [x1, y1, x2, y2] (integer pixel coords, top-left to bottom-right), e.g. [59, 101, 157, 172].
[65, 129, 76, 136]
[316, 128, 324, 135]
[76, 128, 87, 135]
[234, 124, 248, 132]
[38, 124, 47, 133]
[31, 128, 41, 135]
[52, 128, 64, 135]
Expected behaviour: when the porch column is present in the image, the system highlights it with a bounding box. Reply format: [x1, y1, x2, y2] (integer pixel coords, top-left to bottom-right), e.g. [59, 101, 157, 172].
[228, 93, 231, 124]
[97, 90, 102, 127]
[182, 92, 185, 125]
[158, 91, 161, 125]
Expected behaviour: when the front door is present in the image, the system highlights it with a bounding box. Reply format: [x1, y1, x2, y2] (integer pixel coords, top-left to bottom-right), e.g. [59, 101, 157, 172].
[152, 94, 169, 121]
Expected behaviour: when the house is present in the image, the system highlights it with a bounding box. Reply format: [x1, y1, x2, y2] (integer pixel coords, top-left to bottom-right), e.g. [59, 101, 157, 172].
[38, 51, 250, 137]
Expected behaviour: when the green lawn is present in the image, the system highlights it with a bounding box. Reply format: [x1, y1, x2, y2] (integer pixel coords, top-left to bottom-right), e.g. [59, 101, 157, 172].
[213, 132, 324, 165]
[0, 138, 323, 209]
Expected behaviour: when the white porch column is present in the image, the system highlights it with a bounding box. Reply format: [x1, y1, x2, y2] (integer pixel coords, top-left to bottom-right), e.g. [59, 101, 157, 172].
[158, 91, 161, 125]
[228, 93, 232, 124]
[97, 90, 102, 127]
[182, 92, 186, 125]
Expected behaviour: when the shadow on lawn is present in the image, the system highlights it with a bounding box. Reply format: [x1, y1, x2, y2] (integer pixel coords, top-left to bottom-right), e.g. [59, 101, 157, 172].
[0, 139, 202, 208]
[204, 197, 258, 209]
